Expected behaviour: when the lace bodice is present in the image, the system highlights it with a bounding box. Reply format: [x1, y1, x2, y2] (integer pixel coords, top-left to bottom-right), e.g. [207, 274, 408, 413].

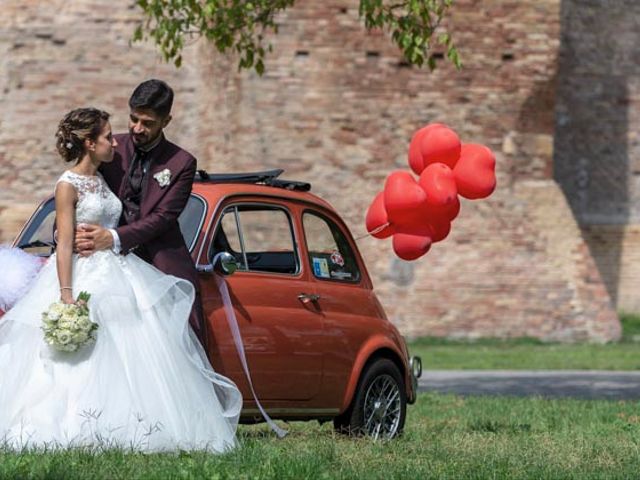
[56, 171, 122, 228]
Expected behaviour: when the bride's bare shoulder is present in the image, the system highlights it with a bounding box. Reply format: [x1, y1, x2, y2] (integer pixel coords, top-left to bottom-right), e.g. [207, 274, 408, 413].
[54, 171, 80, 197]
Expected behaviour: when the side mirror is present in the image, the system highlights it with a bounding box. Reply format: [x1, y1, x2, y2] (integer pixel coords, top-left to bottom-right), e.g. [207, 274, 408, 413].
[197, 252, 238, 276]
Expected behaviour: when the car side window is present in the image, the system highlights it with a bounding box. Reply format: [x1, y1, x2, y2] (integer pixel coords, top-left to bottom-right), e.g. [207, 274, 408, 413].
[210, 204, 299, 275]
[177, 195, 207, 252]
[302, 211, 360, 283]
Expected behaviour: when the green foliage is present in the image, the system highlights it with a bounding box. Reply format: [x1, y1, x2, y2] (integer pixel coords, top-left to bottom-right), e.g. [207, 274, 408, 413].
[361, 0, 459, 70]
[76, 290, 91, 313]
[134, 0, 460, 74]
[619, 312, 640, 341]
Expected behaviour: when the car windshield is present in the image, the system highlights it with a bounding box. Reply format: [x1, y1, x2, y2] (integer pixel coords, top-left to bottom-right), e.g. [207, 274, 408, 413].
[15, 194, 206, 256]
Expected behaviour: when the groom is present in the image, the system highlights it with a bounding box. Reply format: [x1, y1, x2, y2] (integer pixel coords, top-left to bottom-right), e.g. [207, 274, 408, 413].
[75, 79, 206, 346]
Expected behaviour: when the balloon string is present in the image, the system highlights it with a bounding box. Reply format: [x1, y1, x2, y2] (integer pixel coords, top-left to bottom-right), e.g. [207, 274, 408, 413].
[353, 222, 391, 241]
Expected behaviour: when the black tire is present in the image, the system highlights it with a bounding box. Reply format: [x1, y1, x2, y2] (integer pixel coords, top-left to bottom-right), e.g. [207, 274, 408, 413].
[333, 358, 407, 439]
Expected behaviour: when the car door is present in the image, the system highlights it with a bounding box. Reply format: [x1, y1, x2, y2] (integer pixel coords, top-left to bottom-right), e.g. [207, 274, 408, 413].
[300, 209, 385, 404]
[199, 199, 324, 402]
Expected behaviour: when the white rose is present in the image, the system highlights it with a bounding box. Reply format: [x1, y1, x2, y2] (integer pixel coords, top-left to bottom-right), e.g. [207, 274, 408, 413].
[72, 332, 88, 344]
[51, 302, 64, 313]
[43, 318, 57, 329]
[58, 319, 73, 331]
[47, 303, 65, 320]
[78, 317, 92, 330]
[56, 330, 72, 345]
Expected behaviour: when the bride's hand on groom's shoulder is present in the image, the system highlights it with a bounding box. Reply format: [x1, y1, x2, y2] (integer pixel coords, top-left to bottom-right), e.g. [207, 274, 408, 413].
[74, 224, 113, 257]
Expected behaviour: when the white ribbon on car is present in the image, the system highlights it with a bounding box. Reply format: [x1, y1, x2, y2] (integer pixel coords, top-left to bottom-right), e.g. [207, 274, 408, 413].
[214, 273, 288, 438]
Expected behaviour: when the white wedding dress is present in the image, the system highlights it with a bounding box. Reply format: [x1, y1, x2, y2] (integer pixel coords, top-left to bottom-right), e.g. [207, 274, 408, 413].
[0, 170, 242, 452]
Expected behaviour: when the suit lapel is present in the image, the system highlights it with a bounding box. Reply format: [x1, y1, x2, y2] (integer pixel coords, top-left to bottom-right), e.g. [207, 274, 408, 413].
[141, 137, 177, 216]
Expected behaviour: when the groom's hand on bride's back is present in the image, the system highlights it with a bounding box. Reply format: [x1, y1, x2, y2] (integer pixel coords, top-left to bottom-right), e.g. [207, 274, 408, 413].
[75, 224, 113, 256]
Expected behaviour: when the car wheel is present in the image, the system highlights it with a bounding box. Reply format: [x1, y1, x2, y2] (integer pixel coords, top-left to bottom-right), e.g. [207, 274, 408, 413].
[334, 358, 407, 439]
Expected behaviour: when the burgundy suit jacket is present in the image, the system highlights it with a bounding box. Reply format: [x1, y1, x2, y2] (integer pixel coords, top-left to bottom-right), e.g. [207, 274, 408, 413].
[100, 133, 200, 293]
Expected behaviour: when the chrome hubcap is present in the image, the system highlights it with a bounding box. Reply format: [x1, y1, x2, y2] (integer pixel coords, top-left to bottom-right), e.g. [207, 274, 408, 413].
[363, 374, 401, 439]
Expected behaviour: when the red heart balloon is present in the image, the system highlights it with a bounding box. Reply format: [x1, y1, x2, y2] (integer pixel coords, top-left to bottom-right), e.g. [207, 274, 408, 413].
[392, 209, 453, 240]
[393, 217, 433, 236]
[432, 195, 460, 222]
[392, 233, 432, 261]
[365, 192, 395, 239]
[427, 217, 451, 243]
[421, 126, 461, 169]
[383, 170, 428, 228]
[454, 143, 496, 199]
[430, 195, 460, 222]
[408, 123, 446, 175]
[418, 163, 458, 208]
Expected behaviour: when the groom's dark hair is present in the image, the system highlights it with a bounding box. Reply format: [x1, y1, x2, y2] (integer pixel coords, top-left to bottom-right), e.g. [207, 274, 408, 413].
[129, 79, 174, 118]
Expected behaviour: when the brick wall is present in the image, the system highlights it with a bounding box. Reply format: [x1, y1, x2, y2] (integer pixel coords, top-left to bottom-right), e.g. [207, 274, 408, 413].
[0, 0, 201, 203]
[0, 0, 622, 341]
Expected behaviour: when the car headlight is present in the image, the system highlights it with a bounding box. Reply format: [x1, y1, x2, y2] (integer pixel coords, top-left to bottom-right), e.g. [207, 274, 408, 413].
[410, 356, 422, 379]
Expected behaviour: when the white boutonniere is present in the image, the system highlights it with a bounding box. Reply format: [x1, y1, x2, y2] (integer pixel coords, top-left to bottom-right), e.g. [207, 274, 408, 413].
[153, 168, 171, 188]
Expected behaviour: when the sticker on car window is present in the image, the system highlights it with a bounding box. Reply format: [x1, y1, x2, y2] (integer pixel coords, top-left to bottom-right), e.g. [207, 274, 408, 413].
[330, 251, 344, 267]
[312, 257, 330, 278]
[330, 271, 353, 280]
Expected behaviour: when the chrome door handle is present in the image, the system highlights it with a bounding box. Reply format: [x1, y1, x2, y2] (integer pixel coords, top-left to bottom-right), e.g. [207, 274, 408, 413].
[297, 293, 320, 304]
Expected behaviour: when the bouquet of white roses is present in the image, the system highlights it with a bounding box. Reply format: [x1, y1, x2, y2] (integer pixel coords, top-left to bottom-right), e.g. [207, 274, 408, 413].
[41, 291, 98, 352]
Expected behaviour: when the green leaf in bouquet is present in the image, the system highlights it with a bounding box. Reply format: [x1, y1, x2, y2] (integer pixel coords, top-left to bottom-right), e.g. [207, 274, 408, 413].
[76, 291, 91, 303]
[75, 291, 91, 315]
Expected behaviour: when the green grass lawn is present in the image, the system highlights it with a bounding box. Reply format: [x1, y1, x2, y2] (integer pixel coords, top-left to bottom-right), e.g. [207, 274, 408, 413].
[3, 393, 640, 479]
[3, 316, 640, 478]
[407, 313, 640, 370]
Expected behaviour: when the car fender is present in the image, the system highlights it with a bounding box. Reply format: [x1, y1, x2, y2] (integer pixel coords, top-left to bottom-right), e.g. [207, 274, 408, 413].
[340, 334, 407, 412]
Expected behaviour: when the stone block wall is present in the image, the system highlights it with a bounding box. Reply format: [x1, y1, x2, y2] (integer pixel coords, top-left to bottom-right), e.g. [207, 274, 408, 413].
[555, 0, 640, 313]
[582, 225, 640, 313]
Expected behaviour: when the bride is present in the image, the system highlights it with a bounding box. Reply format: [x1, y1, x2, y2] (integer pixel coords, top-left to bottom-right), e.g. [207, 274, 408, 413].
[0, 108, 242, 452]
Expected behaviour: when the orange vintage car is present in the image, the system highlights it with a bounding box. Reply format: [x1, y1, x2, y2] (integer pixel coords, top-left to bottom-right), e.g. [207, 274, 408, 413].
[5, 169, 422, 439]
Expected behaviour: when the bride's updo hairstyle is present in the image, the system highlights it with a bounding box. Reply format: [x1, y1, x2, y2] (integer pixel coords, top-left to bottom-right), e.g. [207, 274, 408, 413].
[55, 107, 110, 163]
